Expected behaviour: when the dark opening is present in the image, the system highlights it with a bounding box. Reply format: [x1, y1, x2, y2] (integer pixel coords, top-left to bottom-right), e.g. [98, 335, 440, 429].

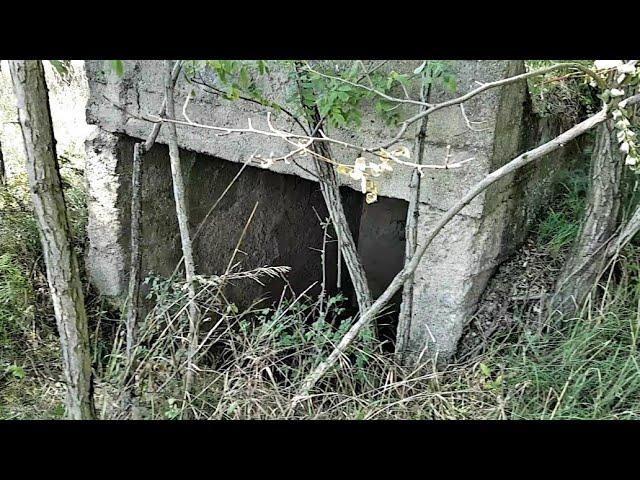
[119, 137, 407, 347]
[357, 196, 408, 351]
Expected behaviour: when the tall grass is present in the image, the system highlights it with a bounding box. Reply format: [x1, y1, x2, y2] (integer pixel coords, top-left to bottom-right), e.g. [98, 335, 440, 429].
[0, 170, 88, 420]
[536, 170, 589, 256]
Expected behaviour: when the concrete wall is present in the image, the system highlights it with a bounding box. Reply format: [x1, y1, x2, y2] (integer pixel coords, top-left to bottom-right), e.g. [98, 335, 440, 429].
[84, 60, 575, 361]
[86, 130, 365, 307]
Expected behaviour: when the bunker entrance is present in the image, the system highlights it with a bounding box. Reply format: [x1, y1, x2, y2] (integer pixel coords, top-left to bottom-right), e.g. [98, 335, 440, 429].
[116, 137, 406, 343]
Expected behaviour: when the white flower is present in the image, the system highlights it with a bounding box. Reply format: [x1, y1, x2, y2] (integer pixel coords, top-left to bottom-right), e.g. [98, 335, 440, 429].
[617, 63, 637, 74]
[617, 74, 626, 84]
[368, 163, 382, 177]
[594, 60, 624, 70]
[349, 168, 368, 193]
[349, 158, 367, 187]
[616, 119, 631, 129]
[625, 155, 637, 166]
[354, 157, 367, 172]
[610, 88, 625, 97]
[612, 110, 624, 120]
[620, 142, 630, 154]
[617, 130, 626, 142]
[365, 192, 377, 204]
[349, 169, 364, 181]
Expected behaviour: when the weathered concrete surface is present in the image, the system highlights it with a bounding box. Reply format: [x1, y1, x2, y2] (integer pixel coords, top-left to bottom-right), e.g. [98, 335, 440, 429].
[84, 60, 575, 362]
[86, 130, 364, 307]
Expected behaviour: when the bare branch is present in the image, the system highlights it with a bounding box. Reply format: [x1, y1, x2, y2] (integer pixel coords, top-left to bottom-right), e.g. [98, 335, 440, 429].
[142, 60, 182, 153]
[373, 62, 604, 151]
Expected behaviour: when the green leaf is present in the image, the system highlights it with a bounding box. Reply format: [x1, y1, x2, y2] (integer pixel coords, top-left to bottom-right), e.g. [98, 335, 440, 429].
[256, 60, 268, 75]
[50, 60, 70, 77]
[332, 111, 346, 126]
[479, 362, 491, 377]
[6, 364, 25, 380]
[109, 60, 125, 77]
[240, 68, 249, 88]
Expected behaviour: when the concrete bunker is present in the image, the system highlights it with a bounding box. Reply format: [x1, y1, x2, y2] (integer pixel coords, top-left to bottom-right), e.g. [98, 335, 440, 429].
[84, 60, 575, 362]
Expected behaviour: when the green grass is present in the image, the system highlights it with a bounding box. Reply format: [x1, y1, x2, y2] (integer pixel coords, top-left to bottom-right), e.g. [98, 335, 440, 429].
[0, 171, 87, 420]
[491, 257, 640, 419]
[536, 171, 588, 256]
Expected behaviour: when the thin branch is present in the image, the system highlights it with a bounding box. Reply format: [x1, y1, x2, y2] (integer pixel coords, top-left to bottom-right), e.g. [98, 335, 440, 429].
[372, 62, 605, 151]
[141, 111, 475, 171]
[142, 60, 182, 154]
[163, 60, 200, 402]
[186, 71, 311, 136]
[302, 63, 431, 108]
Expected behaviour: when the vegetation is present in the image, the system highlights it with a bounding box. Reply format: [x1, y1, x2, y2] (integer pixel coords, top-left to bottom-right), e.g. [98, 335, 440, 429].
[1, 59, 640, 419]
[3, 151, 640, 419]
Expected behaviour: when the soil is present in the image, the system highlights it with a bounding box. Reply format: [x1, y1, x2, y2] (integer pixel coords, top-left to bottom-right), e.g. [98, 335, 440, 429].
[456, 235, 570, 361]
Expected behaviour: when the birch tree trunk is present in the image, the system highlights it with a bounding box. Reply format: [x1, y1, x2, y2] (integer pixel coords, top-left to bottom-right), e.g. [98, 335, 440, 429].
[551, 120, 624, 315]
[9, 60, 95, 419]
[125, 143, 142, 361]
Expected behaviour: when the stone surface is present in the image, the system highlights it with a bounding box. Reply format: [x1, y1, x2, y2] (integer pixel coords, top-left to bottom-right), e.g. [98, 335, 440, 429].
[83, 60, 576, 362]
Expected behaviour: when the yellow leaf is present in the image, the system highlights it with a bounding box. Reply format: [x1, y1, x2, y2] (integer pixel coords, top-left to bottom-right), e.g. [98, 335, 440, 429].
[336, 165, 351, 175]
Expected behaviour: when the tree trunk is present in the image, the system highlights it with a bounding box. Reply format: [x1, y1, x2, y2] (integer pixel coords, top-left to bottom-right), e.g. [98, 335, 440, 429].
[311, 142, 373, 313]
[551, 120, 624, 315]
[163, 60, 200, 399]
[125, 60, 181, 366]
[396, 81, 430, 363]
[0, 137, 5, 185]
[293, 63, 372, 314]
[9, 60, 95, 419]
[125, 142, 143, 361]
